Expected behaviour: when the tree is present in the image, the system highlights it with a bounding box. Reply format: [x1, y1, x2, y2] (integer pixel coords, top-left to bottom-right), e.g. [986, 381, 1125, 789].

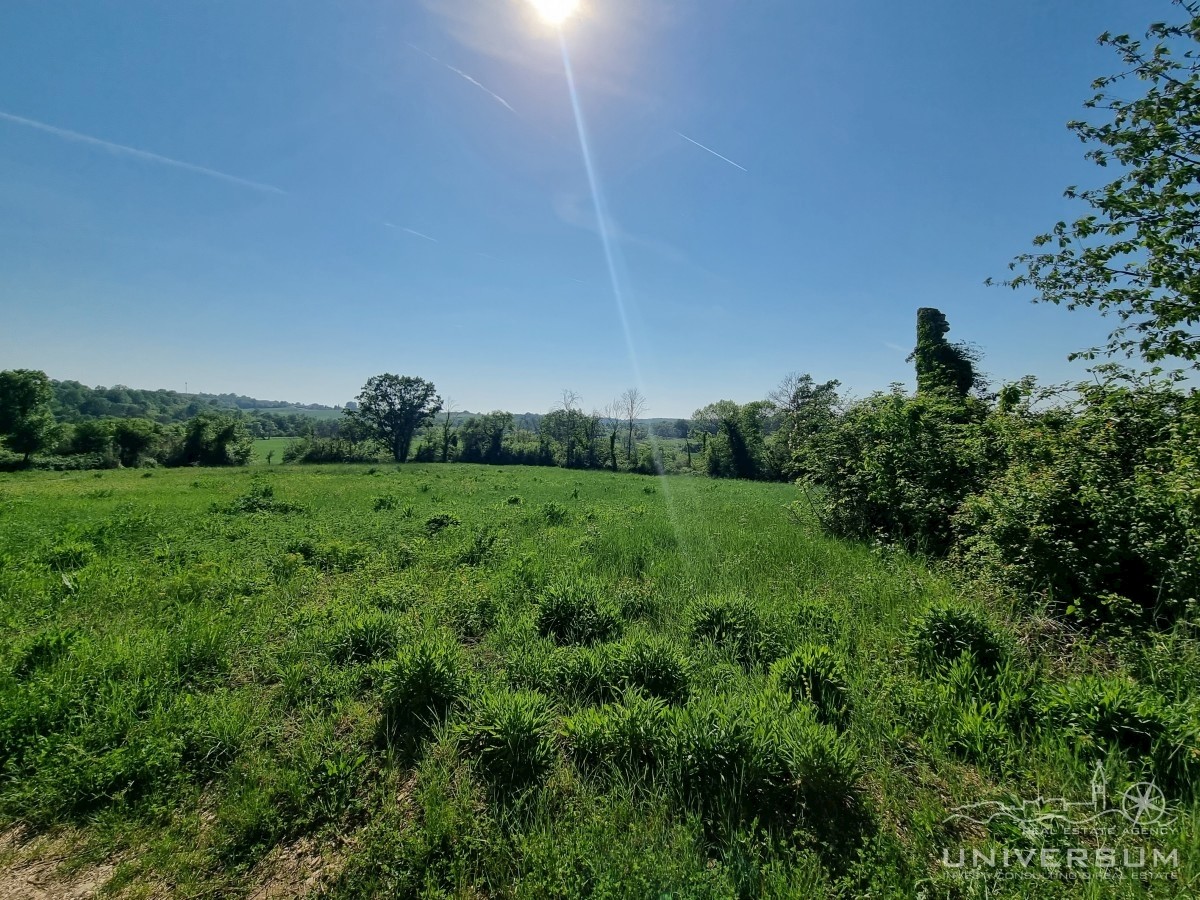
[908, 308, 980, 398]
[603, 401, 622, 470]
[619, 388, 647, 459]
[438, 398, 457, 463]
[769, 373, 841, 480]
[173, 412, 253, 466]
[995, 3, 1200, 366]
[459, 412, 513, 463]
[693, 400, 766, 480]
[350, 374, 441, 463]
[0, 369, 57, 464]
[113, 419, 159, 467]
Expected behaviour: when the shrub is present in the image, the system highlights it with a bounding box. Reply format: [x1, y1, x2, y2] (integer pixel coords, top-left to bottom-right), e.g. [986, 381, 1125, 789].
[614, 636, 690, 704]
[908, 605, 1006, 674]
[535, 586, 622, 646]
[1042, 676, 1167, 758]
[380, 636, 469, 745]
[809, 389, 993, 554]
[769, 645, 852, 727]
[329, 609, 400, 665]
[540, 501, 569, 526]
[665, 694, 861, 835]
[954, 378, 1200, 623]
[218, 482, 304, 515]
[425, 514, 460, 536]
[287, 539, 369, 572]
[459, 688, 556, 793]
[688, 595, 779, 666]
[562, 692, 671, 776]
[373, 494, 400, 511]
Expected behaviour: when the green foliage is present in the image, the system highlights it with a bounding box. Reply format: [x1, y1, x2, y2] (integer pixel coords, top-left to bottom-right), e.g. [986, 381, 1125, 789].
[688, 595, 780, 666]
[535, 583, 623, 645]
[459, 688, 557, 793]
[996, 3, 1200, 366]
[351, 374, 441, 463]
[768, 373, 841, 481]
[908, 307, 981, 398]
[665, 693, 861, 836]
[380, 635, 469, 744]
[0, 462, 1196, 896]
[217, 481, 304, 514]
[694, 400, 769, 480]
[0, 369, 58, 463]
[810, 388, 992, 554]
[172, 411, 253, 466]
[907, 604, 1007, 674]
[955, 374, 1200, 621]
[562, 692, 671, 775]
[768, 644, 852, 727]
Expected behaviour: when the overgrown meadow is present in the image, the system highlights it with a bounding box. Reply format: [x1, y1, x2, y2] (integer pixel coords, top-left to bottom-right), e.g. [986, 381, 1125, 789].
[1, 463, 1196, 897]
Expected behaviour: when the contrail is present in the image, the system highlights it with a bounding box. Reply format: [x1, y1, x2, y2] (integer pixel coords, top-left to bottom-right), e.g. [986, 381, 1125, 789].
[675, 131, 747, 172]
[0, 110, 286, 194]
[406, 43, 515, 113]
[384, 222, 438, 242]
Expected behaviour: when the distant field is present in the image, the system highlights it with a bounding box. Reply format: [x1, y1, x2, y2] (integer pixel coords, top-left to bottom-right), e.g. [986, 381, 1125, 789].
[251, 437, 295, 464]
[0, 464, 1193, 896]
[253, 406, 343, 420]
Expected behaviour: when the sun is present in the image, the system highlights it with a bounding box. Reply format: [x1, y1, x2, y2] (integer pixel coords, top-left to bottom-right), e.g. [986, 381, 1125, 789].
[528, 0, 580, 26]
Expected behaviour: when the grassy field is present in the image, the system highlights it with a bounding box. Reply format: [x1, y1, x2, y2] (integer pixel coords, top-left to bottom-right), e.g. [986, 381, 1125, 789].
[251, 437, 295, 465]
[0, 464, 1195, 896]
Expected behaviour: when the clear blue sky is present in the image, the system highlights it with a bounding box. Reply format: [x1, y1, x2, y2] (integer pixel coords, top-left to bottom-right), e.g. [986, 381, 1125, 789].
[0, 0, 1154, 416]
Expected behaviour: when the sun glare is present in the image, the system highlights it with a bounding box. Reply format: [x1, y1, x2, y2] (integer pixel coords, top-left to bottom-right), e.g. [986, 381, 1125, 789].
[528, 0, 579, 27]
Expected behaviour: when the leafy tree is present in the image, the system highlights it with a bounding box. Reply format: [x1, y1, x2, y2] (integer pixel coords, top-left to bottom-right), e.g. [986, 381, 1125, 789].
[350, 374, 441, 463]
[0, 369, 57, 464]
[69, 419, 116, 455]
[113, 419, 160, 467]
[908, 308, 979, 398]
[769, 373, 841, 480]
[995, 2, 1200, 366]
[459, 412, 513, 463]
[172, 412, 253, 466]
[693, 400, 767, 480]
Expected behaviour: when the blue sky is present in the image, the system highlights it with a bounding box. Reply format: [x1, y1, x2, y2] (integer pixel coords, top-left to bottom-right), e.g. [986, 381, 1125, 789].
[0, 0, 1154, 416]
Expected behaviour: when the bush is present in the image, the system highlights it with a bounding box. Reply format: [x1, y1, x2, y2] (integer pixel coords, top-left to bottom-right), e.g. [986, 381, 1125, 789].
[380, 636, 469, 744]
[283, 437, 380, 464]
[665, 693, 861, 835]
[908, 605, 1006, 674]
[425, 514, 460, 536]
[954, 378, 1200, 623]
[459, 688, 556, 793]
[1042, 676, 1167, 758]
[809, 389, 993, 554]
[769, 645, 852, 727]
[535, 585, 622, 646]
[217, 482, 304, 515]
[687, 595, 779, 666]
[286, 539, 369, 572]
[562, 692, 671, 776]
[328, 609, 401, 665]
[614, 636, 690, 704]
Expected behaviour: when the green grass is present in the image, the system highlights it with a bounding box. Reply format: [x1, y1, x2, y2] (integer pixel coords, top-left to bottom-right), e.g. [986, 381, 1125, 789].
[0, 463, 1195, 896]
[251, 437, 294, 465]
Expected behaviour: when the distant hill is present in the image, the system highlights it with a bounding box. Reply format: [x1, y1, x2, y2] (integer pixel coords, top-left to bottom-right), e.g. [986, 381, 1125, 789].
[50, 379, 337, 424]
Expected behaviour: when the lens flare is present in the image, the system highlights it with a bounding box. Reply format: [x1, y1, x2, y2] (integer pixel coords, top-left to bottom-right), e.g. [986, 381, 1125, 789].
[528, 0, 579, 26]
